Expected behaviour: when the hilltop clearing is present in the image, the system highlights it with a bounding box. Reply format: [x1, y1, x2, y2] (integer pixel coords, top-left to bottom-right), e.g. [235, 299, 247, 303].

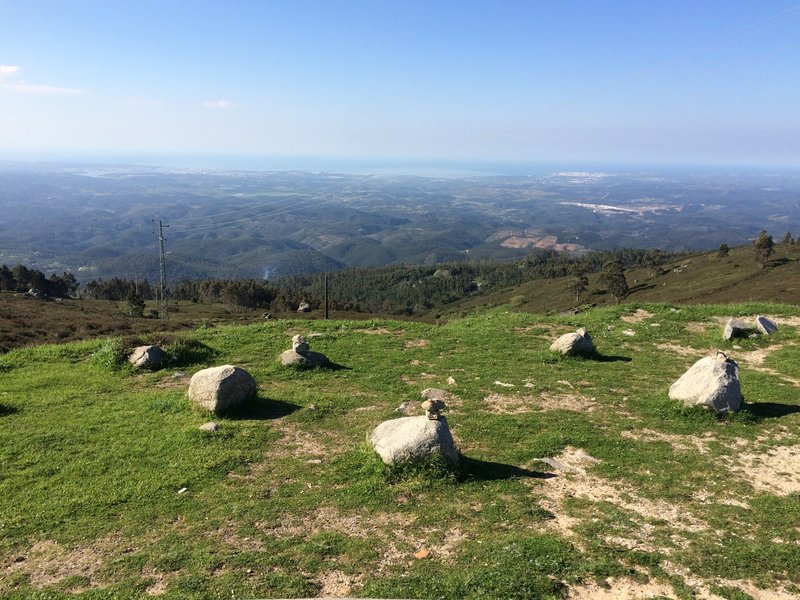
[1, 303, 799, 598]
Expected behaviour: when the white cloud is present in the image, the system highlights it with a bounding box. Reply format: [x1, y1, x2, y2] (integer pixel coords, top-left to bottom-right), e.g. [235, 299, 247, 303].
[202, 99, 236, 109]
[7, 82, 84, 95]
[0, 65, 21, 78]
[0, 65, 84, 95]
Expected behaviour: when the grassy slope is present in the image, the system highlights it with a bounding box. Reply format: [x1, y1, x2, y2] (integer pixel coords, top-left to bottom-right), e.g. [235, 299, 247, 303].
[440, 243, 800, 317]
[1, 302, 799, 599]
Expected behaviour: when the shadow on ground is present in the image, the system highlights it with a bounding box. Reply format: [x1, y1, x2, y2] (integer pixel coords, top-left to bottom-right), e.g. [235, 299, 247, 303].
[0, 403, 18, 416]
[589, 352, 633, 363]
[458, 456, 556, 482]
[224, 396, 301, 420]
[743, 401, 800, 419]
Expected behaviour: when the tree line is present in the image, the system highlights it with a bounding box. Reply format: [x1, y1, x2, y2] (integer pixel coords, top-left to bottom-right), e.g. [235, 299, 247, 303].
[12, 232, 793, 315]
[0, 264, 78, 297]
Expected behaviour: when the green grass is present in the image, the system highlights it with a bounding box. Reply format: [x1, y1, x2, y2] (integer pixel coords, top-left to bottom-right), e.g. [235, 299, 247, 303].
[1, 302, 799, 598]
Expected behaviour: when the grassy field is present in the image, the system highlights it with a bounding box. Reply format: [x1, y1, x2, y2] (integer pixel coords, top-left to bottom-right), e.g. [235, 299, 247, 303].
[1, 301, 799, 598]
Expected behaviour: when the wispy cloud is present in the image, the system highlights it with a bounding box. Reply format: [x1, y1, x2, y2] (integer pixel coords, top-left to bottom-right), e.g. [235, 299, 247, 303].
[0, 65, 85, 95]
[0, 65, 21, 78]
[202, 99, 236, 109]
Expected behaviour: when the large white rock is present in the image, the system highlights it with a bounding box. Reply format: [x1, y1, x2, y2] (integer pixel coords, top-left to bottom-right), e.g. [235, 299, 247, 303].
[550, 327, 594, 357]
[668, 352, 743, 414]
[755, 315, 778, 336]
[370, 416, 459, 465]
[128, 345, 165, 370]
[188, 365, 256, 413]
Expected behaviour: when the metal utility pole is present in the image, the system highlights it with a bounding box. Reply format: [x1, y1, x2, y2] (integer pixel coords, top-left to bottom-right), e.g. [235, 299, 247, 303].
[156, 220, 169, 320]
[324, 272, 329, 320]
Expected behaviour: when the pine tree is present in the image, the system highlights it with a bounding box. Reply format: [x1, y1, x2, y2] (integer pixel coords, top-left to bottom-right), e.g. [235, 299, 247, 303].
[565, 267, 589, 303]
[754, 230, 775, 269]
[599, 260, 628, 304]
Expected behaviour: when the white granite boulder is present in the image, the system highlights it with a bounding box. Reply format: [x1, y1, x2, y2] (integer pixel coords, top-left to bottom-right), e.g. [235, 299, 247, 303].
[188, 365, 256, 413]
[128, 345, 165, 370]
[370, 415, 459, 465]
[550, 327, 594, 357]
[668, 352, 743, 414]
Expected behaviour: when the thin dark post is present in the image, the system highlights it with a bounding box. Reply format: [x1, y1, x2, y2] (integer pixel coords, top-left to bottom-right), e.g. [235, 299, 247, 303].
[324, 272, 329, 320]
[157, 219, 169, 320]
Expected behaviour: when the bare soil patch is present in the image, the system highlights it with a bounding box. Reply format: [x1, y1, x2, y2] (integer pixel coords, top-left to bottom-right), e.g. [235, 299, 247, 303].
[725, 443, 800, 495]
[481, 392, 533, 414]
[566, 576, 675, 599]
[404, 339, 429, 349]
[4, 534, 128, 591]
[656, 342, 706, 358]
[353, 327, 402, 335]
[539, 391, 597, 412]
[620, 309, 655, 324]
[775, 316, 800, 328]
[684, 321, 710, 334]
[260, 507, 468, 572]
[529, 447, 707, 549]
[315, 570, 364, 597]
[619, 428, 714, 454]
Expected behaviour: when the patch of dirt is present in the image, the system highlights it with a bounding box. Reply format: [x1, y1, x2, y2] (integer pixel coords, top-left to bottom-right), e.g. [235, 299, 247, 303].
[353, 327, 403, 335]
[566, 576, 675, 599]
[775, 316, 800, 328]
[208, 524, 264, 551]
[539, 392, 597, 413]
[730, 344, 800, 387]
[271, 422, 328, 458]
[724, 443, 800, 495]
[663, 561, 797, 600]
[5, 534, 127, 590]
[656, 342, 705, 358]
[684, 321, 710, 334]
[482, 392, 597, 415]
[142, 568, 171, 596]
[152, 373, 189, 389]
[260, 506, 468, 571]
[620, 309, 655, 324]
[735, 343, 789, 367]
[315, 570, 364, 597]
[262, 506, 413, 540]
[529, 447, 707, 550]
[619, 428, 714, 454]
[234, 423, 339, 480]
[482, 392, 533, 414]
[404, 339, 429, 349]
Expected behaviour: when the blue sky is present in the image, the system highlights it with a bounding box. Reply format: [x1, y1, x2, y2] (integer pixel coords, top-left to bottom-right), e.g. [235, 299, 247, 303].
[1, 0, 799, 168]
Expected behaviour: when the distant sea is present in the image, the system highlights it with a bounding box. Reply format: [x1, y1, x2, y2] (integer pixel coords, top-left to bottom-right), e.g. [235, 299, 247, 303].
[1, 151, 796, 178]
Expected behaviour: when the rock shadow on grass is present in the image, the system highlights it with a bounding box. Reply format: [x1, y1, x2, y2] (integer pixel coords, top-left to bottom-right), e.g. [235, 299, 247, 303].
[458, 456, 556, 482]
[222, 395, 301, 420]
[586, 351, 632, 363]
[741, 401, 800, 419]
[0, 403, 18, 416]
